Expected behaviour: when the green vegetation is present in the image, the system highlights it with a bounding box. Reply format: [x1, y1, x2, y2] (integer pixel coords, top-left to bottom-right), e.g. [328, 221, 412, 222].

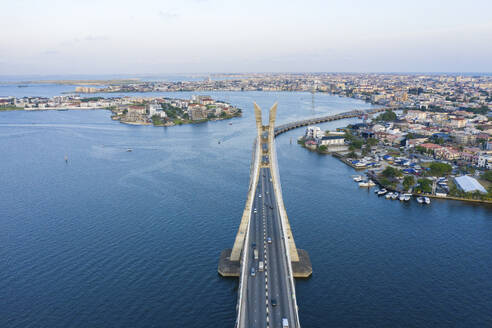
[379, 176, 396, 188]
[402, 175, 415, 191]
[318, 145, 327, 152]
[376, 110, 397, 122]
[151, 115, 165, 126]
[0, 106, 23, 111]
[482, 171, 492, 183]
[462, 105, 489, 115]
[366, 138, 378, 147]
[428, 162, 452, 176]
[344, 132, 364, 149]
[416, 178, 432, 193]
[382, 166, 403, 178]
[161, 103, 185, 119]
[80, 97, 104, 102]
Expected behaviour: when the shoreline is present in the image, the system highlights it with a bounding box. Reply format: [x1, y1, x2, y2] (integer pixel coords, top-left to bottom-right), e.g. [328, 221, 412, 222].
[298, 141, 492, 206]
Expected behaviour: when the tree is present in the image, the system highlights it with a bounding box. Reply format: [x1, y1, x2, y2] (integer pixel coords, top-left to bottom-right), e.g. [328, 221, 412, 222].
[366, 138, 378, 147]
[403, 175, 415, 191]
[382, 166, 403, 178]
[347, 151, 357, 159]
[318, 145, 327, 152]
[351, 139, 364, 149]
[482, 170, 492, 183]
[377, 110, 397, 122]
[428, 162, 452, 176]
[417, 178, 432, 193]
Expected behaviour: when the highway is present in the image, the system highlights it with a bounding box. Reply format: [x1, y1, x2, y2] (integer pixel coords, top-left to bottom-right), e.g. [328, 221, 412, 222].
[242, 167, 297, 328]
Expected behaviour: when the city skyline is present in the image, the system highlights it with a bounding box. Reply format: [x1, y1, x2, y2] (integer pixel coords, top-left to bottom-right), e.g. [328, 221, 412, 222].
[1, 0, 492, 75]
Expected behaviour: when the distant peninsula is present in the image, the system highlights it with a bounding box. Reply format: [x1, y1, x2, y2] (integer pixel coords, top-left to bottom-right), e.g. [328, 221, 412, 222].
[0, 94, 241, 127]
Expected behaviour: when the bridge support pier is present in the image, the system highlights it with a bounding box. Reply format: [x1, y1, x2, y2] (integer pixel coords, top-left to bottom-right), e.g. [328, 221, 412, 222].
[219, 248, 312, 278]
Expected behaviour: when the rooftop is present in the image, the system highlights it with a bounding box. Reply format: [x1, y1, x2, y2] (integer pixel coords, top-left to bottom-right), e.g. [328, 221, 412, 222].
[454, 176, 487, 194]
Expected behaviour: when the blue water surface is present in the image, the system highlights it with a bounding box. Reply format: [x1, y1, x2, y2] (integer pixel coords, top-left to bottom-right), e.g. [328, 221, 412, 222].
[1, 91, 491, 328]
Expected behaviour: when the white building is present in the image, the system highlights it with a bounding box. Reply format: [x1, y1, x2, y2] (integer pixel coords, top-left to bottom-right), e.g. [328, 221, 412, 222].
[305, 126, 323, 139]
[319, 136, 345, 146]
[454, 176, 487, 194]
[477, 154, 492, 169]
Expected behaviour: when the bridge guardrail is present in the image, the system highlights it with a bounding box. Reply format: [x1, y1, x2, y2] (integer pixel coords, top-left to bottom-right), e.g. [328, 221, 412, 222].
[235, 137, 261, 328]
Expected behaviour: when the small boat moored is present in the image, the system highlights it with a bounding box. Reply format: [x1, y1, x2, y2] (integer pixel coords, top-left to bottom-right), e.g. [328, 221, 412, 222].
[377, 188, 388, 196]
[359, 179, 376, 187]
[353, 175, 363, 182]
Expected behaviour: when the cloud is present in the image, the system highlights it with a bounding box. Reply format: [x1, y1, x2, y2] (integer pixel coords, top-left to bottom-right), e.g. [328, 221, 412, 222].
[84, 35, 109, 41]
[59, 35, 109, 47]
[41, 50, 60, 55]
[158, 10, 179, 20]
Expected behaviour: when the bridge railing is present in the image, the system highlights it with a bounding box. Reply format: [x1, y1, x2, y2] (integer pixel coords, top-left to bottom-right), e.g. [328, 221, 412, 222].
[270, 138, 301, 328]
[235, 137, 261, 328]
[274, 107, 389, 136]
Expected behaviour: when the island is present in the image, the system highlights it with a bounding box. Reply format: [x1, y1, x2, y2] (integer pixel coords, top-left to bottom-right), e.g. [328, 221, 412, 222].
[109, 95, 241, 126]
[0, 95, 241, 126]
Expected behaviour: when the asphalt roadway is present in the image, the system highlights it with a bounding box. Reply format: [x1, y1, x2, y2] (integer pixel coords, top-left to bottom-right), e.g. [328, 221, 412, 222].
[242, 167, 297, 328]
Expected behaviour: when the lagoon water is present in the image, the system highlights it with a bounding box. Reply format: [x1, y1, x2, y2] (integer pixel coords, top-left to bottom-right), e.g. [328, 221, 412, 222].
[1, 91, 492, 327]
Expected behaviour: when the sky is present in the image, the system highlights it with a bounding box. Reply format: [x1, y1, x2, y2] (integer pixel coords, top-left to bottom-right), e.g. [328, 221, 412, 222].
[1, 0, 492, 75]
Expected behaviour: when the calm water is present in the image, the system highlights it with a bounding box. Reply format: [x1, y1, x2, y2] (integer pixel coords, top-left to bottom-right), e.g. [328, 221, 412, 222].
[1, 92, 491, 328]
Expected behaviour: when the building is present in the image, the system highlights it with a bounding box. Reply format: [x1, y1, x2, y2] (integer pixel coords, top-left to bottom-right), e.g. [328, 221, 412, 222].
[75, 86, 97, 93]
[189, 106, 207, 121]
[477, 154, 492, 169]
[319, 136, 345, 146]
[305, 126, 323, 139]
[454, 176, 487, 194]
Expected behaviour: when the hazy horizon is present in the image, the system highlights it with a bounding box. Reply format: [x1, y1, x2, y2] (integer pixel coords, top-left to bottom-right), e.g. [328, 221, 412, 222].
[1, 0, 492, 75]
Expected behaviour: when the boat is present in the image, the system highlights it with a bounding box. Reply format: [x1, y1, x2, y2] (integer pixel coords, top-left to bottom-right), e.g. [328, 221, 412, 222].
[424, 197, 431, 204]
[359, 180, 375, 187]
[377, 188, 387, 196]
[404, 194, 411, 201]
[391, 193, 399, 200]
[126, 148, 132, 152]
[353, 175, 363, 182]
[399, 194, 406, 201]
[374, 188, 380, 194]
[385, 192, 393, 199]
[417, 197, 424, 204]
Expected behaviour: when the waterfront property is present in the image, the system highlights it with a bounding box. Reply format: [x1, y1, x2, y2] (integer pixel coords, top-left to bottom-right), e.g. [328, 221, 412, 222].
[454, 175, 487, 194]
[0, 94, 241, 126]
